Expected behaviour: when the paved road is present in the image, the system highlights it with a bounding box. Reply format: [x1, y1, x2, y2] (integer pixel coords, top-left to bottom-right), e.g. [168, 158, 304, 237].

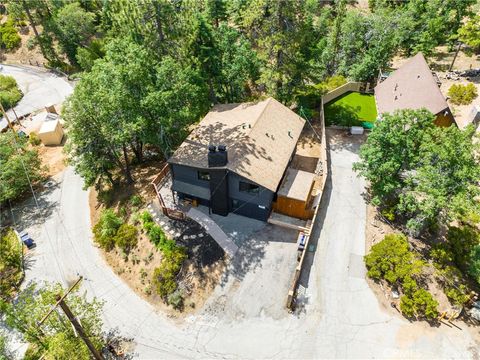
[0, 64, 73, 131]
[13, 132, 478, 359]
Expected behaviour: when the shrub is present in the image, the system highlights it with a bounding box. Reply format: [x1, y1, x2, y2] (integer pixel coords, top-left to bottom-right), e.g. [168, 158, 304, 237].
[400, 288, 439, 320]
[152, 247, 187, 298]
[93, 209, 122, 250]
[147, 225, 166, 247]
[469, 245, 480, 285]
[114, 224, 138, 253]
[140, 211, 153, 225]
[445, 285, 470, 306]
[0, 19, 21, 50]
[26, 37, 36, 51]
[167, 290, 184, 310]
[0, 75, 23, 109]
[447, 83, 478, 105]
[28, 132, 41, 146]
[130, 195, 143, 207]
[365, 233, 423, 284]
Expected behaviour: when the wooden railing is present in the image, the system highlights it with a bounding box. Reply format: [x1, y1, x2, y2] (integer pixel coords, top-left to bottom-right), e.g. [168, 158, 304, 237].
[151, 164, 186, 221]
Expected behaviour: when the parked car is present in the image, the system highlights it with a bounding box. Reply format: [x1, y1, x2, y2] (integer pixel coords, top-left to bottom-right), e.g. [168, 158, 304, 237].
[19, 231, 35, 249]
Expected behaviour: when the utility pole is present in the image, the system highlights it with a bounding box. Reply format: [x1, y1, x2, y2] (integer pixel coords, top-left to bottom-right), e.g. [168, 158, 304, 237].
[38, 276, 105, 360]
[0, 102, 19, 141]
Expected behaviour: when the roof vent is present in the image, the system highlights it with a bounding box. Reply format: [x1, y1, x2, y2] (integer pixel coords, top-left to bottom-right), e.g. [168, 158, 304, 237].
[288, 131, 293, 138]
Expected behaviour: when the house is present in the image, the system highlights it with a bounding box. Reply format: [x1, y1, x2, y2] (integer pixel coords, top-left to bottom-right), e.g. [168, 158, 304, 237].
[168, 97, 307, 221]
[375, 53, 455, 127]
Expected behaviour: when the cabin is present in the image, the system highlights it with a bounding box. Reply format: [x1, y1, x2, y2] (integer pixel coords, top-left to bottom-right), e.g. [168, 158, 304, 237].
[375, 53, 455, 127]
[167, 97, 314, 222]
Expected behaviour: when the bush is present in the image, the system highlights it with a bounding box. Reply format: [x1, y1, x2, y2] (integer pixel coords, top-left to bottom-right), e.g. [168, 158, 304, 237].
[447, 83, 478, 105]
[295, 75, 347, 109]
[130, 194, 143, 207]
[365, 233, 423, 284]
[469, 245, 480, 285]
[114, 224, 138, 253]
[0, 19, 21, 50]
[445, 285, 470, 306]
[152, 247, 187, 298]
[93, 209, 122, 250]
[28, 132, 41, 146]
[400, 288, 439, 320]
[140, 211, 153, 225]
[0, 75, 23, 109]
[26, 37, 36, 51]
[147, 225, 166, 247]
[167, 290, 184, 310]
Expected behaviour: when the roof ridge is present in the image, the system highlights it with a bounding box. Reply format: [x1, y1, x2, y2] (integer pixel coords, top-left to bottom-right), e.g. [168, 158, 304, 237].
[248, 97, 273, 134]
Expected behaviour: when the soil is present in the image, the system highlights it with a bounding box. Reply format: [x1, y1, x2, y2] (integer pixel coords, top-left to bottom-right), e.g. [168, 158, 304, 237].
[89, 161, 226, 318]
[37, 144, 66, 177]
[365, 204, 473, 321]
[391, 46, 480, 71]
[0, 22, 47, 67]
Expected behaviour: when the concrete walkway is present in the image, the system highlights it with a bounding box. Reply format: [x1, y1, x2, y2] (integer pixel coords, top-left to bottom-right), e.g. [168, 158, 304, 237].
[187, 207, 239, 257]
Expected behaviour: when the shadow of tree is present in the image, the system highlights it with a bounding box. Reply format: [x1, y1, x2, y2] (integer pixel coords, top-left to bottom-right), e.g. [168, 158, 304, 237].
[11, 180, 60, 231]
[103, 327, 135, 359]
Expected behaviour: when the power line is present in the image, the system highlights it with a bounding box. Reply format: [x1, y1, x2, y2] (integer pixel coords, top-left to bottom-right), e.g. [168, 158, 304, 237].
[0, 103, 67, 284]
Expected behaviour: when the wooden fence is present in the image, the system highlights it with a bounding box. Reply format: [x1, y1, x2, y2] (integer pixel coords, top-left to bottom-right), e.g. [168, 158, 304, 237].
[286, 97, 329, 310]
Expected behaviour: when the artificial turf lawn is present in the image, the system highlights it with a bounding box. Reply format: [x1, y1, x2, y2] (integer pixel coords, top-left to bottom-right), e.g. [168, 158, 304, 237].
[324, 91, 377, 127]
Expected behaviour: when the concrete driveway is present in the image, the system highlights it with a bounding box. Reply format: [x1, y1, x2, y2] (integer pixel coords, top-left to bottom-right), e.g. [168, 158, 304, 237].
[0, 64, 73, 131]
[10, 131, 479, 358]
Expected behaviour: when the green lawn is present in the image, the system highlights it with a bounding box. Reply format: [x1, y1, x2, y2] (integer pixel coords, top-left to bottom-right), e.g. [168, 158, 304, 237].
[324, 91, 377, 127]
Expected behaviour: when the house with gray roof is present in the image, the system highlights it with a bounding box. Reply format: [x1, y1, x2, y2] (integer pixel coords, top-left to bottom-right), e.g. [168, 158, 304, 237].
[168, 97, 306, 221]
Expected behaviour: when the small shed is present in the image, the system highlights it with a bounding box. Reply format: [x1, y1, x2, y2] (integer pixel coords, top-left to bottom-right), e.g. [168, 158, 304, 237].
[273, 168, 315, 220]
[38, 113, 64, 145]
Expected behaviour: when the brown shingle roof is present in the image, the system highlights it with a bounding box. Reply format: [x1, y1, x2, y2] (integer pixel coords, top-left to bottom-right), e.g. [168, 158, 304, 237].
[374, 53, 449, 116]
[168, 97, 306, 192]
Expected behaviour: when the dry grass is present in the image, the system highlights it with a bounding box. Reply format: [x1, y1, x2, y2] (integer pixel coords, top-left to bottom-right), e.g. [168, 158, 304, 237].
[89, 160, 226, 317]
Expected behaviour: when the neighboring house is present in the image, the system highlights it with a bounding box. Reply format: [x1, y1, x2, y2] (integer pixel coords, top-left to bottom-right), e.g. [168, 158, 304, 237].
[375, 53, 455, 127]
[168, 97, 306, 221]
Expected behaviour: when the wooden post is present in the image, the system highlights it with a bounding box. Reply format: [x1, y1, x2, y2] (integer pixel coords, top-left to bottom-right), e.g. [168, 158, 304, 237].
[56, 296, 104, 360]
[38, 277, 104, 360]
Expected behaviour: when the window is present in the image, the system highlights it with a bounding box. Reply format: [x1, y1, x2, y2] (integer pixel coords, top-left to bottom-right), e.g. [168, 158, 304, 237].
[198, 171, 210, 181]
[239, 181, 259, 194]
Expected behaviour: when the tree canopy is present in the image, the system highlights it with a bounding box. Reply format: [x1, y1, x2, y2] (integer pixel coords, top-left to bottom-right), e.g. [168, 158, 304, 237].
[354, 109, 480, 234]
[0, 132, 45, 204]
[0, 282, 104, 360]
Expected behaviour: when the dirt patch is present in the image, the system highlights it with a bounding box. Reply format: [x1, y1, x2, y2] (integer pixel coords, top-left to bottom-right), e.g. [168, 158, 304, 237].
[365, 204, 473, 320]
[37, 144, 66, 177]
[0, 23, 47, 66]
[391, 46, 480, 72]
[89, 161, 226, 318]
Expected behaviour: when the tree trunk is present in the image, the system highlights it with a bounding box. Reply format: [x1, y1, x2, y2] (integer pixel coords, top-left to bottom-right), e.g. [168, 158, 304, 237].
[153, 1, 165, 44]
[122, 144, 134, 184]
[22, 1, 40, 40]
[130, 140, 143, 163]
[208, 77, 218, 104]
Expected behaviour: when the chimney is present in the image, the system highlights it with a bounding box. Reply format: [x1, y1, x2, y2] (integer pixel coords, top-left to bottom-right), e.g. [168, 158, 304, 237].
[208, 144, 228, 167]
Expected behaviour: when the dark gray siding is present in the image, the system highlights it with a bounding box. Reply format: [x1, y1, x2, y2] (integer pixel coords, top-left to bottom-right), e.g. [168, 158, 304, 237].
[170, 164, 210, 200]
[228, 173, 274, 221]
[170, 164, 274, 221]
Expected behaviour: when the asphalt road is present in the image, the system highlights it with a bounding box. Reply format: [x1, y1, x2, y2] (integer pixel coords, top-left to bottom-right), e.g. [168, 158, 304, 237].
[12, 133, 479, 359]
[0, 64, 73, 131]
